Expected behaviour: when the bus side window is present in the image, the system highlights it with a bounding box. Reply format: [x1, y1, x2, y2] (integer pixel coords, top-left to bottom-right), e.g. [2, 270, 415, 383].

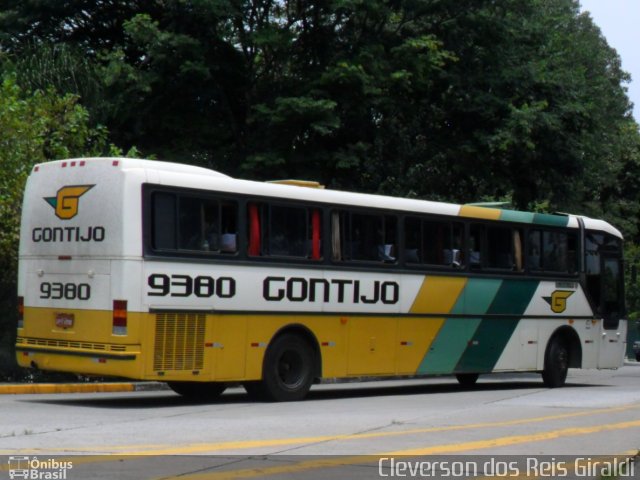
[220, 202, 238, 253]
[333, 210, 396, 264]
[178, 196, 218, 251]
[528, 230, 542, 270]
[250, 203, 322, 259]
[381, 215, 397, 262]
[468, 224, 483, 269]
[404, 217, 422, 263]
[404, 217, 463, 267]
[543, 231, 568, 272]
[486, 225, 515, 270]
[177, 197, 238, 254]
[528, 229, 577, 274]
[267, 205, 307, 257]
[152, 192, 177, 250]
[349, 212, 380, 261]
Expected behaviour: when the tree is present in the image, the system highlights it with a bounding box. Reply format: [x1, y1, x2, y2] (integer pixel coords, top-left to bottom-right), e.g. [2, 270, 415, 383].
[0, 75, 109, 378]
[1, 1, 635, 215]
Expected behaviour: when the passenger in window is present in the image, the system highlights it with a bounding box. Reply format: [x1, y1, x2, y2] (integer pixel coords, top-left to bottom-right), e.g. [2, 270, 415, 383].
[443, 249, 462, 267]
[468, 236, 480, 267]
[378, 244, 396, 262]
[220, 232, 237, 253]
[202, 211, 219, 251]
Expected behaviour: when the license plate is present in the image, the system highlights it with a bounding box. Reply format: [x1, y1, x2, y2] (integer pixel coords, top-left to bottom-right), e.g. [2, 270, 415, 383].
[55, 313, 74, 329]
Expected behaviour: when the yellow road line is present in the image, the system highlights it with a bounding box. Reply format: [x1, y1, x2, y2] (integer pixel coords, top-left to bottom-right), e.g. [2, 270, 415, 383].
[9, 402, 638, 456]
[157, 420, 640, 479]
[1, 409, 637, 478]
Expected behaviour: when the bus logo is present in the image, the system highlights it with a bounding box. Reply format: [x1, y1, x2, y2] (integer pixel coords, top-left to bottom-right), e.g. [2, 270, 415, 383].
[44, 185, 94, 220]
[543, 290, 575, 313]
[8, 456, 29, 479]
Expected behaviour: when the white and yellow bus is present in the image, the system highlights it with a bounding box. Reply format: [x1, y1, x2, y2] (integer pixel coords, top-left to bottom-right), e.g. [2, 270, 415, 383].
[16, 158, 627, 401]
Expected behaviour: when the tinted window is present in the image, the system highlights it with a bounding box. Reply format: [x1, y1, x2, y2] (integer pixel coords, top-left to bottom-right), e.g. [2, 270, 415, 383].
[405, 217, 463, 267]
[152, 192, 177, 250]
[486, 226, 521, 270]
[333, 211, 397, 263]
[267, 205, 309, 257]
[150, 191, 237, 254]
[248, 202, 322, 259]
[528, 229, 577, 273]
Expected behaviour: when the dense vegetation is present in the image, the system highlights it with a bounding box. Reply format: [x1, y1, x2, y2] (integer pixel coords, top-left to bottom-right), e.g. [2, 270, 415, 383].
[1, 0, 639, 378]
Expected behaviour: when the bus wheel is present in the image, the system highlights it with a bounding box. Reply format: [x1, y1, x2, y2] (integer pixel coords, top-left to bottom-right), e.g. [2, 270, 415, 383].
[542, 338, 569, 388]
[456, 373, 479, 388]
[253, 334, 315, 402]
[168, 381, 227, 400]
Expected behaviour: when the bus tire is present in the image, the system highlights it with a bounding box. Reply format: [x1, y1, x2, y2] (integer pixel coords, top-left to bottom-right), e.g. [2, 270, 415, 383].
[168, 381, 227, 400]
[253, 333, 315, 402]
[456, 373, 479, 387]
[542, 337, 569, 388]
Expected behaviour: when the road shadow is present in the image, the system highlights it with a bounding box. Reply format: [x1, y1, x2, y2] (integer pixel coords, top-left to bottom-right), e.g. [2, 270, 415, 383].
[18, 375, 610, 409]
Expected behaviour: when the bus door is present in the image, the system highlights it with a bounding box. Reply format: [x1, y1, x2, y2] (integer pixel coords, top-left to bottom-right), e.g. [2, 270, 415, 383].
[584, 232, 626, 368]
[598, 253, 626, 367]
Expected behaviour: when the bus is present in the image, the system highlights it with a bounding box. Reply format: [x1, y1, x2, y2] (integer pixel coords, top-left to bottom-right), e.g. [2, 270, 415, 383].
[16, 158, 627, 401]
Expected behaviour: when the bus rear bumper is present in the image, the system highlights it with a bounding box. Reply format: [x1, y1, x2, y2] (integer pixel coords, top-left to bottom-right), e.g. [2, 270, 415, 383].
[16, 338, 143, 379]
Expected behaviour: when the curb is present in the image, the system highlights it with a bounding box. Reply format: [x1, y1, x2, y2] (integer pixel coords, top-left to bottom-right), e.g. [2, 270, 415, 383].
[0, 382, 168, 395]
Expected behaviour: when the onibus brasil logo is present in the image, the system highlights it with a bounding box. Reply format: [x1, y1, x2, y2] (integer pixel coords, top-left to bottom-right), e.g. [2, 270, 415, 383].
[8, 456, 73, 479]
[43, 185, 94, 220]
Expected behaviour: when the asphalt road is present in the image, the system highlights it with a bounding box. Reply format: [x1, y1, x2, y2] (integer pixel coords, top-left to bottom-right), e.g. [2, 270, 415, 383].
[1, 364, 639, 479]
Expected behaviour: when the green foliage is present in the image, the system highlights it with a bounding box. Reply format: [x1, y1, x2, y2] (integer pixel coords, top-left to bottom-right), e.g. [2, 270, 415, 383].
[624, 243, 640, 321]
[0, 75, 108, 377]
[1, 1, 636, 213]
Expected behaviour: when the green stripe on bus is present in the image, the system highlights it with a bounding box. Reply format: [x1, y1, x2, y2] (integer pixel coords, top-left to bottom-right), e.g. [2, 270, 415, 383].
[499, 210, 535, 224]
[454, 317, 520, 373]
[417, 279, 501, 375]
[486, 279, 540, 316]
[417, 318, 481, 374]
[454, 279, 539, 373]
[454, 278, 503, 314]
[532, 213, 569, 227]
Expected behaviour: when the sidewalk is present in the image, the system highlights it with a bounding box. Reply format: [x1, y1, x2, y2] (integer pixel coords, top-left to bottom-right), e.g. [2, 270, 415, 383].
[0, 382, 167, 394]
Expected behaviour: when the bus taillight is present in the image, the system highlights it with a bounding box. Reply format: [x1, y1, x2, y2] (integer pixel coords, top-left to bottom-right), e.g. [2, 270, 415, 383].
[112, 300, 128, 335]
[17, 296, 24, 329]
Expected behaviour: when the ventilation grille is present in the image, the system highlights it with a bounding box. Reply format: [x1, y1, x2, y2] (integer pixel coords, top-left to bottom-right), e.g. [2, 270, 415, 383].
[153, 313, 205, 371]
[17, 337, 125, 352]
